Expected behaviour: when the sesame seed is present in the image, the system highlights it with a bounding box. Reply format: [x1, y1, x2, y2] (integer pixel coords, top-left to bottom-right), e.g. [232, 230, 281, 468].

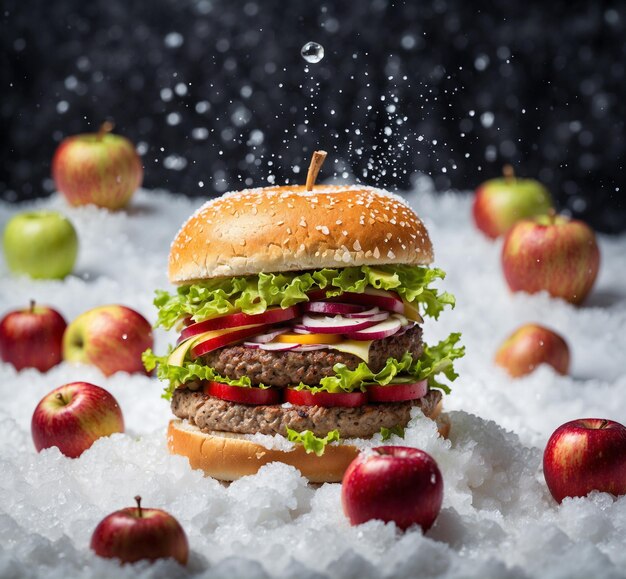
[353, 240, 362, 251]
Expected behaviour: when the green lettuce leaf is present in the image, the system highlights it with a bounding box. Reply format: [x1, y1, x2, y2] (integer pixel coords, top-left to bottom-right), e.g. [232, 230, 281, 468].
[154, 264, 455, 330]
[306, 333, 464, 394]
[286, 428, 341, 456]
[142, 349, 261, 400]
[380, 425, 405, 441]
[145, 333, 465, 399]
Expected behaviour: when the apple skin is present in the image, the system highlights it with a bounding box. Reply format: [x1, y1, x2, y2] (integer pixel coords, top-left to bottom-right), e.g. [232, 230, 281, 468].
[473, 170, 553, 239]
[341, 446, 443, 532]
[31, 381, 124, 458]
[0, 303, 67, 372]
[63, 305, 153, 376]
[52, 123, 143, 210]
[501, 214, 600, 305]
[3, 210, 78, 279]
[91, 497, 189, 565]
[543, 419, 626, 503]
[495, 323, 570, 378]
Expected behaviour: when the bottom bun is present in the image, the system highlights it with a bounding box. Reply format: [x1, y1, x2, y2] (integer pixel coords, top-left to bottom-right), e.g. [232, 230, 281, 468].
[167, 419, 359, 482]
[168, 411, 451, 483]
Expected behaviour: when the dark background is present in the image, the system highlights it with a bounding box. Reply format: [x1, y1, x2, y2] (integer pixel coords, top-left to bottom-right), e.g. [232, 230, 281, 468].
[1, 0, 625, 232]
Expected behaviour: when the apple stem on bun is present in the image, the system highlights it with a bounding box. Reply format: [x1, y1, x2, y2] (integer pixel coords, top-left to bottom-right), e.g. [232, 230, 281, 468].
[134, 496, 143, 517]
[502, 164, 515, 183]
[97, 121, 115, 140]
[306, 150, 328, 191]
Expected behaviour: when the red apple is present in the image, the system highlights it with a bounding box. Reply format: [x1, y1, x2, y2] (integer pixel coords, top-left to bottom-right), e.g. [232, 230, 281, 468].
[63, 305, 153, 376]
[31, 381, 124, 458]
[495, 323, 570, 378]
[501, 214, 600, 304]
[341, 446, 443, 531]
[543, 419, 626, 503]
[0, 301, 67, 371]
[52, 121, 143, 210]
[91, 496, 188, 565]
[473, 165, 553, 239]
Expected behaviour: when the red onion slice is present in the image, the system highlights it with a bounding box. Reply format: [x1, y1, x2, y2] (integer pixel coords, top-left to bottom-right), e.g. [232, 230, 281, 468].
[292, 325, 313, 334]
[303, 301, 366, 315]
[344, 307, 381, 318]
[344, 315, 404, 341]
[248, 327, 290, 344]
[301, 314, 378, 334]
[257, 342, 300, 351]
[335, 289, 405, 315]
[291, 344, 328, 352]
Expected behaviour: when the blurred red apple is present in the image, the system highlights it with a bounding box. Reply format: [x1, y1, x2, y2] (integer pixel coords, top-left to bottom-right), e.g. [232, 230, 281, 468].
[52, 121, 143, 210]
[341, 446, 443, 532]
[31, 381, 124, 458]
[91, 496, 188, 565]
[63, 305, 153, 376]
[473, 165, 553, 239]
[543, 419, 626, 503]
[501, 214, 600, 304]
[0, 301, 67, 372]
[495, 323, 570, 378]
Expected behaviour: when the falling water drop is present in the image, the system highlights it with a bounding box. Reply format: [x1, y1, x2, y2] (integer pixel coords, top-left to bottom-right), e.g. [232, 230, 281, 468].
[301, 42, 324, 64]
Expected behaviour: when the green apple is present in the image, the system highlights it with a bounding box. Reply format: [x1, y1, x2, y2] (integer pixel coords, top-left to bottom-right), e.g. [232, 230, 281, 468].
[52, 121, 143, 210]
[472, 166, 553, 239]
[3, 210, 78, 279]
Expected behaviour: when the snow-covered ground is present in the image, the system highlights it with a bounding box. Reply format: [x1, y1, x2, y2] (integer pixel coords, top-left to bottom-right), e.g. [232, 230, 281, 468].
[1, 188, 625, 579]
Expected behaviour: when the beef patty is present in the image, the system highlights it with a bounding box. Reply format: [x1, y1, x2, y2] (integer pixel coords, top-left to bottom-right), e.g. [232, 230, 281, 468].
[201, 325, 423, 388]
[171, 387, 441, 438]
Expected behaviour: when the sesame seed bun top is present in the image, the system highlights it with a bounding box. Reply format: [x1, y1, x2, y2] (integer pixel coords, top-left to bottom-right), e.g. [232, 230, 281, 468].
[168, 184, 433, 284]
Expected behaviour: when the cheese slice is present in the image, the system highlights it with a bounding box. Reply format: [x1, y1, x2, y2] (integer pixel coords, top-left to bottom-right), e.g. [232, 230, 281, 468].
[327, 340, 373, 363]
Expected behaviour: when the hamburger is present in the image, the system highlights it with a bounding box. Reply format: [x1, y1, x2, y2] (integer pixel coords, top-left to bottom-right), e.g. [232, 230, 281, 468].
[144, 154, 463, 482]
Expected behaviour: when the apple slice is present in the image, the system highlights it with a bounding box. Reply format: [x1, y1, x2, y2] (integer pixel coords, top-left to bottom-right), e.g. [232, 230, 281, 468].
[168, 325, 264, 366]
[276, 333, 342, 345]
[367, 380, 427, 402]
[204, 381, 281, 405]
[191, 325, 268, 358]
[285, 388, 367, 407]
[344, 315, 404, 341]
[179, 305, 300, 343]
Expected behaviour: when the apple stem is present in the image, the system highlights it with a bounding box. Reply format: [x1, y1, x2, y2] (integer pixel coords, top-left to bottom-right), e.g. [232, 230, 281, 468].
[29, 299, 35, 314]
[600, 419, 609, 429]
[305, 150, 328, 191]
[502, 164, 515, 183]
[97, 121, 115, 140]
[547, 208, 557, 225]
[135, 495, 143, 518]
[55, 392, 66, 405]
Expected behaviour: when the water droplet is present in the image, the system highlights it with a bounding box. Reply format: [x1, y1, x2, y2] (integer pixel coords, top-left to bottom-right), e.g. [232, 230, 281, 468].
[301, 41, 324, 64]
